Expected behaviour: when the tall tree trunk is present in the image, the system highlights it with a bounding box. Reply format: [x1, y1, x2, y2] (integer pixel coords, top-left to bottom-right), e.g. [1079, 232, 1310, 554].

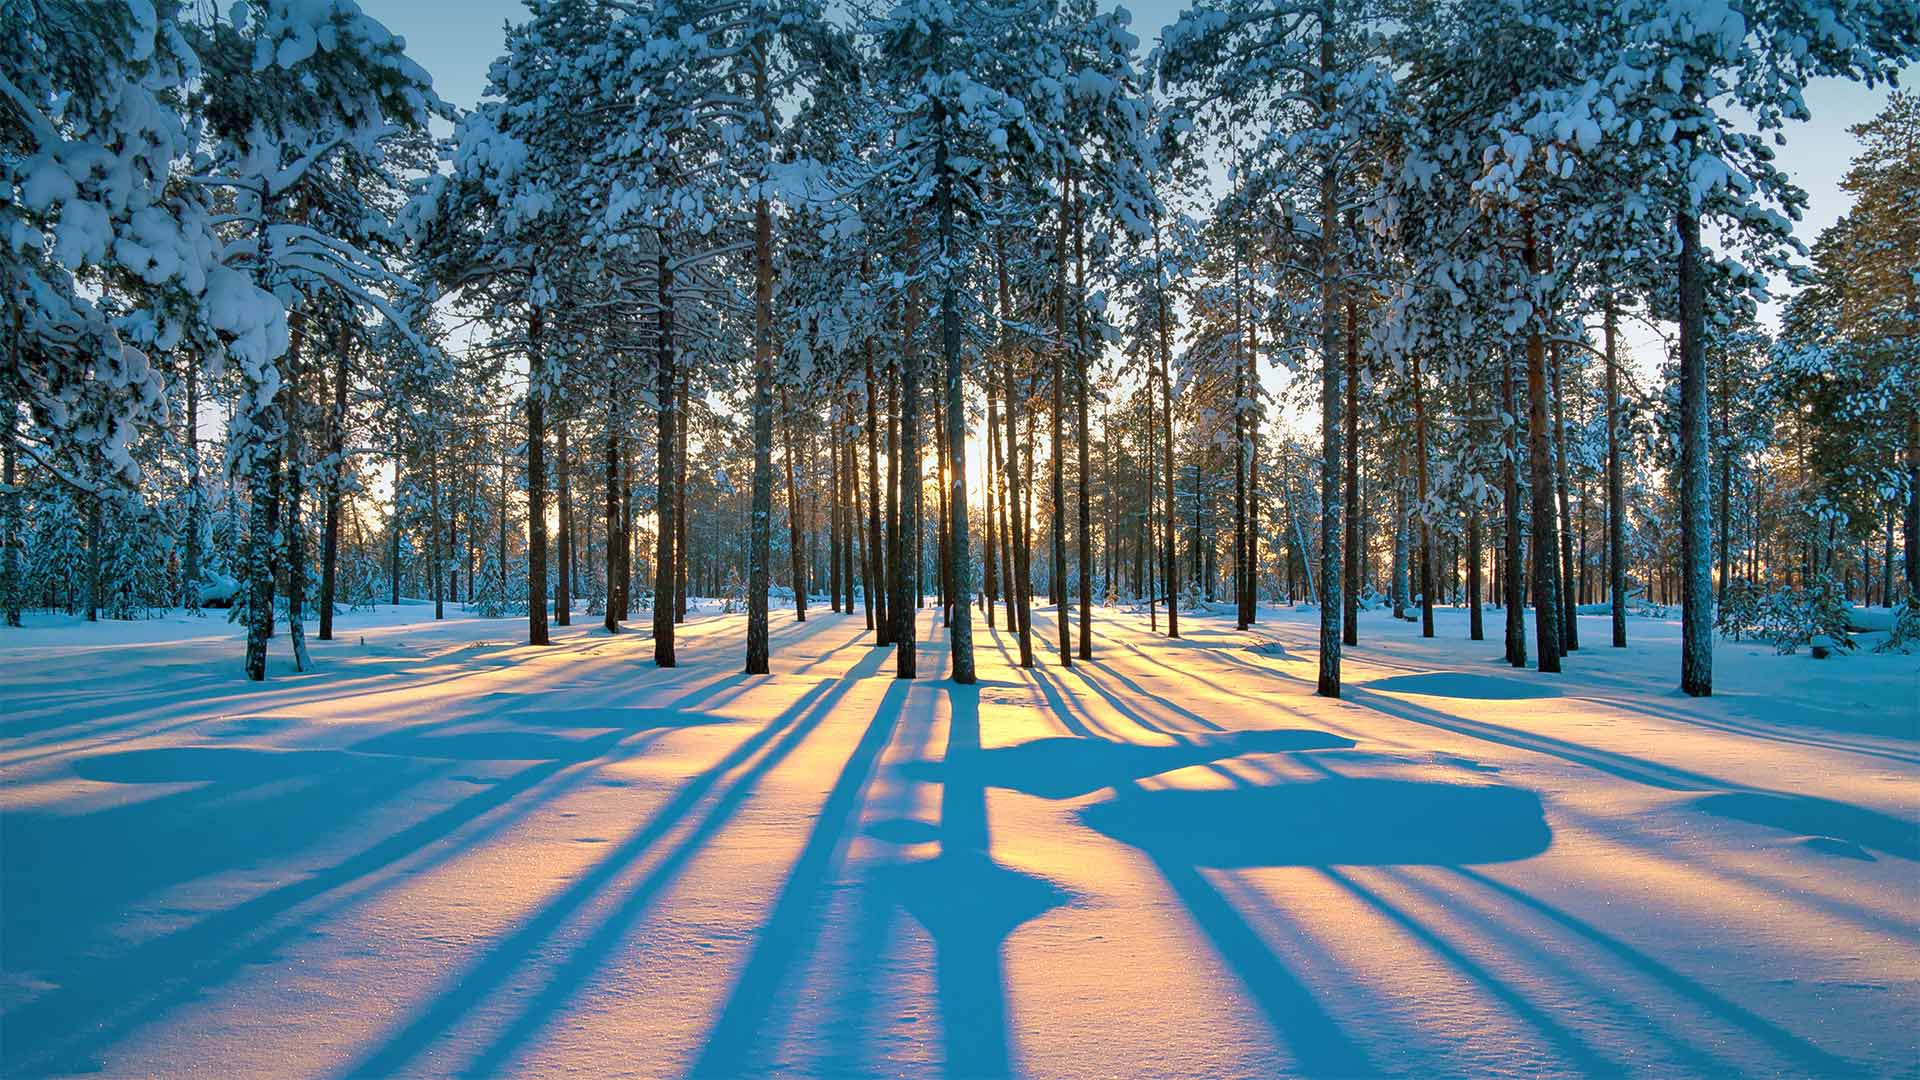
[984, 365, 1000, 629]
[1154, 220, 1180, 637]
[1315, 10, 1342, 698]
[389, 410, 402, 607]
[1052, 169, 1071, 666]
[527, 305, 550, 647]
[886, 358, 900, 646]
[1905, 415, 1919, 607]
[0, 370, 16, 628]
[998, 239, 1034, 667]
[426, 441, 442, 624]
[1552, 342, 1576, 651]
[1073, 175, 1092, 661]
[1523, 217, 1561, 672]
[1504, 344, 1527, 668]
[896, 246, 924, 680]
[937, 111, 975, 682]
[244, 391, 281, 679]
[867, 346, 888, 642]
[830, 397, 843, 614]
[606, 418, 624, 634]
[654, 247, 677, 660]
[180, 347, 202, 613]
[675, 367, 689, 623]
[1414, 351, 1434, 638]
[1604, 294, 1627, 646]
[1342, 278, 1359, 644]
[1677, 208, 1713, 695]
[745, 94, 775, 674]
[782, 390, 807, 622]
[555, 408, 572, 627]
[285, 356, 313, 669]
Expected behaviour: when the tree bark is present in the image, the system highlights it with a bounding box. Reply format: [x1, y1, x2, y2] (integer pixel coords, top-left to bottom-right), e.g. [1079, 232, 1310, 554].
[896, 244, 924, 679]
[1678, 208, 1712, 694]
[1153, 220, 1180, 638]
[782, 390, 808, 622]
[1414, 351, 1434, 638]
[1504, 344, 1527, 668]
[654, 246, 677, 661]
[998, 235, 1034, 666]
[1552, 342, 1576, 651]
[1315, 5, 1342, 697]
[1342, 274, 1360, 644]
[1072, 174, 1092, 661]
[1605, 294, 1627, 646]
[554, 408, 572, 627]
[1523, 217, 1561, 672]
[1052, 168, 1072, 666]
[527, 304, 550, 647]
[937, 106, 975, 682]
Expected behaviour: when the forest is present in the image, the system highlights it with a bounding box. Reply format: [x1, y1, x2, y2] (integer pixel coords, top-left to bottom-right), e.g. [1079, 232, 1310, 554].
[5, 0, 1916, 692]
[3, 2, 1919, 1077]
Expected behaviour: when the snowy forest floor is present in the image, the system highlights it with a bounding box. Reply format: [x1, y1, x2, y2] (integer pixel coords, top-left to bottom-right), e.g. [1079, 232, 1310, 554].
[2, 599, 1916, 1079]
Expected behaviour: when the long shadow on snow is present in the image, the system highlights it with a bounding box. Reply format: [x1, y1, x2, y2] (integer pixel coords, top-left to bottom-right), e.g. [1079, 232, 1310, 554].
[863, 677, 1072, 1080]
[900, 729, 1355, 801]
[1007, 661, 1381, 1074]
[348, 647, 894, 1078]
[2, 669, 754, 1078]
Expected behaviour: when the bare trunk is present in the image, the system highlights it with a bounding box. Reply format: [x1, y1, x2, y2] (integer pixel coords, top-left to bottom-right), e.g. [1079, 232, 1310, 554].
[1523, 217, 1561, 672]
[527, 306, 550, 646]
[1678, 208, 1712, 694]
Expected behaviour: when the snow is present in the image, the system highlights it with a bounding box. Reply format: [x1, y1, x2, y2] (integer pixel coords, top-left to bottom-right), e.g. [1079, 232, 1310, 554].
[1, 603, 1915, 1077]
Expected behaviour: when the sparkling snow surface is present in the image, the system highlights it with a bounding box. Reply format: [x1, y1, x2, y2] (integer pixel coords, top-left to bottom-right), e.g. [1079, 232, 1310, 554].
[2, 602, 1916, 1078]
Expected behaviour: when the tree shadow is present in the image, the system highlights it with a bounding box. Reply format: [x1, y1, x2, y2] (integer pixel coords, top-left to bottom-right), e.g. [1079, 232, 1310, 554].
[1449, 867, 1864, 1074]
[1362, 672, 1562, 700]
[1, 668, 749, 1077]
[1078, 778, 1551, 867]
[1690, 791, 1918, 860]
[686, 675, 916, 1077]
[900, 730, 1356, 801]
[356, 647, 893, 1079]
[863, 679, 1072, 1080]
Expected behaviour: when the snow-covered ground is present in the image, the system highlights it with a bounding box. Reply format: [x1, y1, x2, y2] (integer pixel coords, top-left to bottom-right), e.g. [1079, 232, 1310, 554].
[2, 600, 1915, 1078]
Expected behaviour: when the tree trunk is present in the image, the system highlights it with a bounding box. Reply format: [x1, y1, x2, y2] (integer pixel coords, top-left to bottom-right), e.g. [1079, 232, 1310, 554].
[1678, 208, 1713, 695]
[998, 237, 1034, 667]
[867, 346, 888, 642]
[1154, 220, 1180, 638]
[183, 345, 204, 614]
[1342, 277, 1360, 644]
[654, 247, 677, 660]
[527, 305, 550, 647]
[1414, 351, 1434, 638]
[1504, 344, 1527, 668]
[1553, 342, 1576, 651]
[606, 417, 624, 634]
[896, 244, 924, 679]
[1604, 294, 1627, 646]
[746, 124, 775, 674]
[782, 391, 808, 622]
[1315, 9, 1342, 698]
[554, 408, 572, 627]
[1073, 174, 1092, 661]
[937, 111, 975, 682]
[984, 363, 1000, 629]
[1523, 217, 1561, 672]
[1052, 168, 1072, 667]
[244, 394, 280, 679]
[830, 397, 843, 614]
